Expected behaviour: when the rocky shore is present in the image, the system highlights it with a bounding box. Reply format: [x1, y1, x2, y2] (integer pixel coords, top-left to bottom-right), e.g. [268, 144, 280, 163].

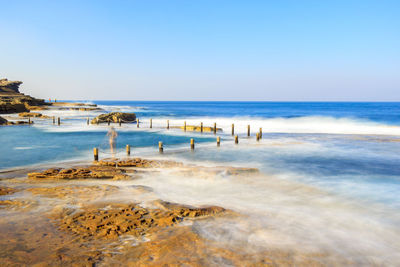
[0, 158, 249, 265]
[0, 155, 349, 266]
[0, 78, 350, 266]
[0, 78, 103, 118]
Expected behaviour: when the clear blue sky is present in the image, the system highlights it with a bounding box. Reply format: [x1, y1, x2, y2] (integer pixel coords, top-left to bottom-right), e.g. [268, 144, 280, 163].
[1, 0, 399, 100]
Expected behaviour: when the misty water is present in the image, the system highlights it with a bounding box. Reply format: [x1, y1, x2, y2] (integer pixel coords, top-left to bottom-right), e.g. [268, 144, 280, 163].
[1, 101, 400, 265]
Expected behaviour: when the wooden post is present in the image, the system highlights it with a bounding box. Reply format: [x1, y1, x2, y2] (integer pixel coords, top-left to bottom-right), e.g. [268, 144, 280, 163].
[200, 122, 203, 133]
[108, 119, 110, 126]
[96, 118, 99, 125]
[232, 123, 234, 136]
[184, 121, 186, 131]
[247, 125, 250, 137]
[256, 133, 260, 141]
[28, 117, 31, 124]
[159, 141, 163, 153]
[57, 117, 60, 126]
[150, 118, 152, 128]
[190, 138, 195, 150]
[126, 144, 130, 156]
[119, 118, 121, 127]
[52, 116, 55, 124]
[235, 135, 239, 144]
[213, 122, 217, 134]
[217, 136, 220, 147]
[137, 118, 140, 128]
[94, 148, 99, 161]
[167, 120, 169, 129]
[259, 127, 262, 139]
[87, 117, 89, 125]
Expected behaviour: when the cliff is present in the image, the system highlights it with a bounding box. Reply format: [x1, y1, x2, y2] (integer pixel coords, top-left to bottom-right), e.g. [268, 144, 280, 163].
[0, 79, 23, 94]
[0, 78, 48, 114]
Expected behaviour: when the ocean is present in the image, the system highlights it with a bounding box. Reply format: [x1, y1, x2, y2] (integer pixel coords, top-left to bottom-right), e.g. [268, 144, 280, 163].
[1, 101, 400, 264]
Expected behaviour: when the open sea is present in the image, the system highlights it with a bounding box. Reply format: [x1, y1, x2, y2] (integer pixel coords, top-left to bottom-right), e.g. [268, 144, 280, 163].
[1, 101, 400, 264]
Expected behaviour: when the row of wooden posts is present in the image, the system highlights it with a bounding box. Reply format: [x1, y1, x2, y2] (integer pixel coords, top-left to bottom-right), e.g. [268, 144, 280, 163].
[93, 128, 263, 161]
[27, 116, 61, 125]
[86, 117, 262, 138]
[51, 117, 264, 138]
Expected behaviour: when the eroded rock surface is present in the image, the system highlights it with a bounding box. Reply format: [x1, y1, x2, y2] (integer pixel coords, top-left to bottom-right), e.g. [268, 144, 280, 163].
[91, 112, 136, 124]
[54, 201, 226, 240]
[27, 166, 129, 180]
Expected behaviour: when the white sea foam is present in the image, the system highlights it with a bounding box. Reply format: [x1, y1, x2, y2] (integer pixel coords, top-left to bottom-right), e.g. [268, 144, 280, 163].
[28, 101, 400, 136]
[32, 115, 400, 137]
[147, 116, 400, 136]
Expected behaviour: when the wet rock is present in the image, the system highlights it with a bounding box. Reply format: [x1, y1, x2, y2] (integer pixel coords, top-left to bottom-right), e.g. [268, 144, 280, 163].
[90, 112, 136, 124]
[159, 201, 226, 218]
[27, 185, 119, 201]
[0, 199, 37, 210]
[18, 112, 50, 118]
[55, 201, 226, 240]
[225, 167, 259, 176]
[0, 186, 18, 195]
[0, 102, 28, 113]
[27, 166, 130, 180]
[0, 116, 7, 125]
[170, 165, 260, 179]
[9, 120, 31, 125]
[96, 158, 183, 168]
[0, 116, 31, 125]
[25, 104, 48, 111]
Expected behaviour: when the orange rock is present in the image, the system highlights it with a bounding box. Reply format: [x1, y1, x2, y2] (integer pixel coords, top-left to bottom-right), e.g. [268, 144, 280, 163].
[55, 201, 226, 240]
[27, 166, 129, 180]
[0, 186, 17, 195]
[96, 158, 183, 168]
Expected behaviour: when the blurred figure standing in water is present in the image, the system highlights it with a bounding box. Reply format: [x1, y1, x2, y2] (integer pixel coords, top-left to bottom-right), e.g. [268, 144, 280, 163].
[107, 127, 118, 157]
